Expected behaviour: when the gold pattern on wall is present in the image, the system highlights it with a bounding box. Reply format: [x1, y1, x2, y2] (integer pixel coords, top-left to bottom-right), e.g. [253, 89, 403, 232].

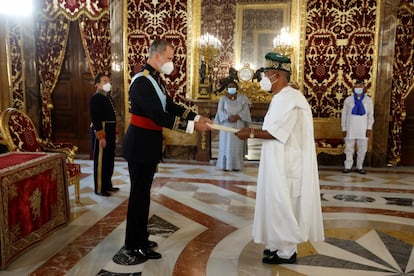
[123, 0, 190, 128]
[304, 0, 378, 118]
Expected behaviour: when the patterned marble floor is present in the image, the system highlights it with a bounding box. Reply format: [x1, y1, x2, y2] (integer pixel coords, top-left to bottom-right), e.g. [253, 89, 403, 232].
[1, 159, 413, 276]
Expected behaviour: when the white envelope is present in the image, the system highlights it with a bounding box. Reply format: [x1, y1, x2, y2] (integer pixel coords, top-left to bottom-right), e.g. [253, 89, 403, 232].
[207, 123, 239, 133]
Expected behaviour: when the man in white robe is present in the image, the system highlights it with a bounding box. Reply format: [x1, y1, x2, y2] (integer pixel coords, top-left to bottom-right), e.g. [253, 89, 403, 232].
[235, 52, 324, 264]
[341, 80, 374, 174]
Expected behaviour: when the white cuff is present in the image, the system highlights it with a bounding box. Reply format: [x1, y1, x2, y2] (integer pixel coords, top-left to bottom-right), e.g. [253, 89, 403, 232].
[194, 115, 201, 122]
[186, 120, 195, 134]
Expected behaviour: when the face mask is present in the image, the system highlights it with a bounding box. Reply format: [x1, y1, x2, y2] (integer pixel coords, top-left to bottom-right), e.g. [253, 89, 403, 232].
[103, 83, 111, 92]
[227, 87, 237, 94]
[160, 61, 174, 75]
[158, 55, 174, 75]
[354, 88, 363, 94]
[260, 76, 272, 91]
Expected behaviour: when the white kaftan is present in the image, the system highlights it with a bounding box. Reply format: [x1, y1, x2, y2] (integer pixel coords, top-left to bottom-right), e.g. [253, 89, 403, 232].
[214, 94, 251, 170]
[252, 86, 324, 257]
[341, 94, 374, 169]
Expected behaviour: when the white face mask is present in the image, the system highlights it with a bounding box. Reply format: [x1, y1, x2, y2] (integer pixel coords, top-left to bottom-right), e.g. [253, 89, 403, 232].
[354, 87, 363, 94]
[161, 61, 174, 75]
[158, 55, 174, 75]
[103, 83, 111, 92]
[227, 87, 237, 94]
[260, 76, 272, 91]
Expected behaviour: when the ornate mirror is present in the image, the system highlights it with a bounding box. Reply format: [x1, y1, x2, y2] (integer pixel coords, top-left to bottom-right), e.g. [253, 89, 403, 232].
[187, 0, 306, 100]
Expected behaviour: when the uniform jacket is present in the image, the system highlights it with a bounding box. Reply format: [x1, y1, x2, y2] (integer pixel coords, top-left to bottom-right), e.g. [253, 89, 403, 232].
[89, 90, 117, 141]
[122, 64, 197, 163]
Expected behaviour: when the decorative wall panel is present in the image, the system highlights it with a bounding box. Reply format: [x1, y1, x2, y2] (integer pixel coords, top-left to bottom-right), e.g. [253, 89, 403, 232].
[387, 0, 414, 165]
[304, 0, 377, 118]
[125, 0, 188, 104]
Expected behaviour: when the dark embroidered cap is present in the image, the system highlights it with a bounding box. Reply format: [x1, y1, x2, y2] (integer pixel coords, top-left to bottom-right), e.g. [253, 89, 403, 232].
[264, 52, 291, 73]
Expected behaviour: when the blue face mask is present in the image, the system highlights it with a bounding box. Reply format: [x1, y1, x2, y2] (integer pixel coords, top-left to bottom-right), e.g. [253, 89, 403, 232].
[227, 87, 237, 95]
[354, 88, 363, 94]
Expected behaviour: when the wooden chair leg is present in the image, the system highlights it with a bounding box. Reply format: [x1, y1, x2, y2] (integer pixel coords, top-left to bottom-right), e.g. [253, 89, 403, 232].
[74, 176, 80, 203]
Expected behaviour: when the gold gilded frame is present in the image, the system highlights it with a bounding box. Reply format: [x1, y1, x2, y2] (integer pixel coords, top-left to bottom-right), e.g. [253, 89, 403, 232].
[234, 3, 290, 70]
[187, 0, 307, 99]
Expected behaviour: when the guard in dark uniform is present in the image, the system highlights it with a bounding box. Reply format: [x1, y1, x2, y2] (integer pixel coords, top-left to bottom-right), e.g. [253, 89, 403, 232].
[117, 39, 212, 265]
[90, 73, 119, 197]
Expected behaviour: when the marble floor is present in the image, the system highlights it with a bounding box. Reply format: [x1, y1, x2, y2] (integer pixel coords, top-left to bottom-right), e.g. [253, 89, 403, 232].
[1, 158, 413, 276]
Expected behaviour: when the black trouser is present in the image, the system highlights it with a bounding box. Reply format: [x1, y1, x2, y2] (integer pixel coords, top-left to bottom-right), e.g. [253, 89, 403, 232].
[125, 160, 158, 250]
[93, 123, 116, 193]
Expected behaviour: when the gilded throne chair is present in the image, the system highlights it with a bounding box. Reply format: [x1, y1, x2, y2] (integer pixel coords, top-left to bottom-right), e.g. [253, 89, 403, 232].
[0, 107, 81, 203]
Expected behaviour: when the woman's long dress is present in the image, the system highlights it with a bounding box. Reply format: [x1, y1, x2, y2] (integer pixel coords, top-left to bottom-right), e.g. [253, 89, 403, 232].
[214, 94, 251, 170]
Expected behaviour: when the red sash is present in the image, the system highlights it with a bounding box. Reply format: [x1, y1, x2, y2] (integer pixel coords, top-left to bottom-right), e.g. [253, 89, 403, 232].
[130, 114, 162, 131]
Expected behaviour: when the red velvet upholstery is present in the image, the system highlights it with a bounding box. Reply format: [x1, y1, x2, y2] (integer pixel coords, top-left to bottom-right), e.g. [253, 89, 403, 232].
[0, 108, 81, 203]
[6, 111, 41, 152]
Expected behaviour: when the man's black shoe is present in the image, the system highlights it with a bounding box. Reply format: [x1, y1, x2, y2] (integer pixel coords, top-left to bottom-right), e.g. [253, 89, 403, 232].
[148, 240, 158, 248]
[263, 249, 272, 256]
[96, 191, 110, 197]
[343, 169, 351, 173]
[113, 247, 147, 265]
[356, 169, 367, 174]
[132, 248, 162, 259]
[108, 187, 120, 192]
[262, 251, 297, 264]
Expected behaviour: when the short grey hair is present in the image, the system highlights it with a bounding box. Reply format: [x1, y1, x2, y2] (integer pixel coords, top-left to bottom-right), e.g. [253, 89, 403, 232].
[148, 39, 173, 58]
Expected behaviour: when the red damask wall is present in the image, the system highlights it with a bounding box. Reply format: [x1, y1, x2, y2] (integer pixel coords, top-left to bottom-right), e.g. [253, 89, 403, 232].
[126, 0, 189, 104]
[304, 0, 377, 118]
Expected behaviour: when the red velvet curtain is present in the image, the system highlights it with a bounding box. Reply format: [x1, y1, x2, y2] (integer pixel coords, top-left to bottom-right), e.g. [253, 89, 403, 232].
[37, 15, 70, 141]
[6, 20, 25, 111]
[387, 0, 414, 165]
[38, 0, 110, 140]
[78, 13, 111, 77]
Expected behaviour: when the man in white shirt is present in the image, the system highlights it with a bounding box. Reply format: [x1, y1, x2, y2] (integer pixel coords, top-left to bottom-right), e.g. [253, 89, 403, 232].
[235, 52, 324, 264]
[341, 80, 374, 174]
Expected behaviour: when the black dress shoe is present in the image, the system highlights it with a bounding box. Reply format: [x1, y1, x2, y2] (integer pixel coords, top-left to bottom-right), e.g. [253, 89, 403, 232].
[343, 169, 351, 173]
[113, 247, 148, 265]
[262, 251, 297, 264]
[148, 240, 158, 248]
[263, 249, 272, 256]
[132, 248, 162, 259]
[356, 169, 367, 174]
[108, 187, 120, 192]
[95, 191, 110, 197]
